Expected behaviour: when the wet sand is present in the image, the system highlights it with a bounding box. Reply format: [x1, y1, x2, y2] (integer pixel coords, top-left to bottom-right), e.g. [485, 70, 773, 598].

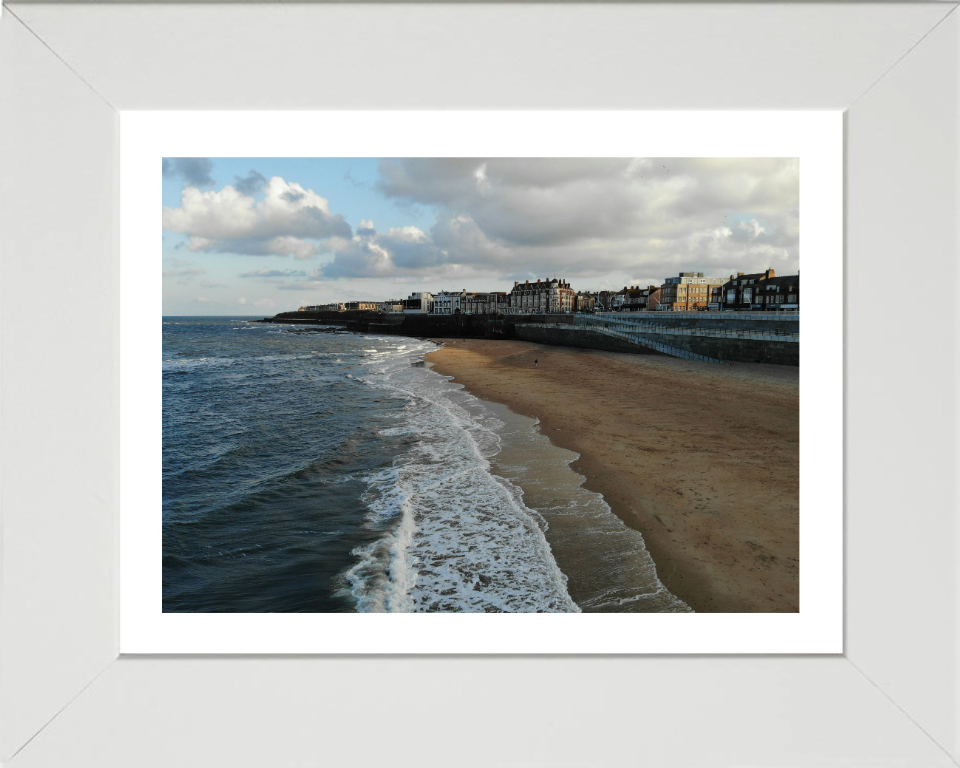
[426, 339, 799, 613]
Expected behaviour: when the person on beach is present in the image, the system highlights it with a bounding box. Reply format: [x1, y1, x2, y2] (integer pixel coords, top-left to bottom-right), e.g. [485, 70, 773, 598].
[535, 359, 538, 367]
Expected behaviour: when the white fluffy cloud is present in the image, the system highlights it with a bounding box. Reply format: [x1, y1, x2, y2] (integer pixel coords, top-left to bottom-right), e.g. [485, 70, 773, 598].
[162, 176, 351, 259]
[361, 158, 800, 283]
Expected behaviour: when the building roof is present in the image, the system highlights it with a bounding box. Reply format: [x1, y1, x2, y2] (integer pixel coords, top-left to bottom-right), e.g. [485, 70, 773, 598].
[757, 274, 799, 289]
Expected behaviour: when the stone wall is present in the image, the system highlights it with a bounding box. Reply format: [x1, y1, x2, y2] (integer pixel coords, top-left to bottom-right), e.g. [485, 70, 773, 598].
[265, 311, 799, 365]
[516, 325, 799, 365]
[515, 325, 661, 355]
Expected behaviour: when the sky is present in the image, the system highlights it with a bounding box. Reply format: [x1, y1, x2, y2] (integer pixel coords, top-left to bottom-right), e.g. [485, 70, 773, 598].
[162, 157, 799, 316]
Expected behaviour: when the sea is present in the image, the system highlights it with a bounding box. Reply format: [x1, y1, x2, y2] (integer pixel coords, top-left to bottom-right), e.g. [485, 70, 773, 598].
[163, 317, 690, 613]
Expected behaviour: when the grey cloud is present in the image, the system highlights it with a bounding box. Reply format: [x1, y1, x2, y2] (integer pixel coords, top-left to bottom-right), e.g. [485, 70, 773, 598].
[239, 269, 309, 278]
[234, 169, 267, 196]
[318, 239, 392, 279]
[282, 190, 306, 203]
[366, 157, 799, 281]
[276, 280, 326, 291]
[163, 157, 215, 187]
[299, 207, 352, 239]
[162, 266, 205, 279]
[377, 233, 445, 271]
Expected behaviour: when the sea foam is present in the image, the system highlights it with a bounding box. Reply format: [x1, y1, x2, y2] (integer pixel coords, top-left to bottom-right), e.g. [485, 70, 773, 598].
[343, 340, 579, 613]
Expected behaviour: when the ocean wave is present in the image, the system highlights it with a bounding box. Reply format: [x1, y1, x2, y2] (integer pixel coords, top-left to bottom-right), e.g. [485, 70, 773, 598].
[163, 357, 237, 373]
[343, 343, 579, 613]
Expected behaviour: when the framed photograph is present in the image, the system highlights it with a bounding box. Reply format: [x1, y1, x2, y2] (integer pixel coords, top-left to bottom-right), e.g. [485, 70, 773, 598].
[2, 3, 957, 766]
[126, 110, 840, 654]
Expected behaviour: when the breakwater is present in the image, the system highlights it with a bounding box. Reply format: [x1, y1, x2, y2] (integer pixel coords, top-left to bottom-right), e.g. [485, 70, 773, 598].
[263, 311, 799, 365]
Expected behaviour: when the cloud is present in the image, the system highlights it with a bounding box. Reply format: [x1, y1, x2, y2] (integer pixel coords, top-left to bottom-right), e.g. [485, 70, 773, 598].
[163, 159, 800, 295]
[233, 169, 267, 196]
[162, 266, 205, 278]
[356, 157, 800, 282]
[276, 281, 326, 291]
[737, 218, 767, 238]
[239, 268, 309, 278]
[253, 298, 276, 308]
[162, 176, 352, 259]
[196, 296, 222, 304]
[162, 262, 206, 286]
[163, 158, 215, 187]
[238, 297, 247, 305]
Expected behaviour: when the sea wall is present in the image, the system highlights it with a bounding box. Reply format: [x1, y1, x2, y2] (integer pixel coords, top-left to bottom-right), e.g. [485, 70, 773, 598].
[516, 324, 799, 365]
[515, 324, 659, 355]
[637, 331, 799, 365]
[264, 311, 800, 365]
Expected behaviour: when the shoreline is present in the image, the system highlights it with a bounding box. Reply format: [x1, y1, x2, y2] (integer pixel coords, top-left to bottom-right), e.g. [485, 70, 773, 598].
[425, 338, 799, 613]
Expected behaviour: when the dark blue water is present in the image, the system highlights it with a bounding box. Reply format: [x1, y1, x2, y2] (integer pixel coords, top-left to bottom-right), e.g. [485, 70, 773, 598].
[163, 318, 421, 611]
[162, 317, 578, 613]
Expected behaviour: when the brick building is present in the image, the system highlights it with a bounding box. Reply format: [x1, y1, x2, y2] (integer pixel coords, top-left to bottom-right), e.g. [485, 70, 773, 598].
[752, 273, 799, 311]
[463, 292, 510, 314]
[720, 269, 777, 310]
[612, 285, 659, 311]
[658, 272, 727, 311]
[574, 291, 597, 312]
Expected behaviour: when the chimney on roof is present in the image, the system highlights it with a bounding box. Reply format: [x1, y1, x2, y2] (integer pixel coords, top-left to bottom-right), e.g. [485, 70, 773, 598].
[764, 268, 775, 279]
[737, 272, 744, 277]
[514, 281, 518, 287]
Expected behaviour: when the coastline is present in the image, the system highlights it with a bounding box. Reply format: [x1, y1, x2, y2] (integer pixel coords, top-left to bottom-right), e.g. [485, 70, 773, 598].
[425, 338, 799, 613]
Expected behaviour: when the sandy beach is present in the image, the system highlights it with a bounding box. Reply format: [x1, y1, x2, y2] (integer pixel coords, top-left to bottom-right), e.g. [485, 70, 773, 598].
[426, 339, 799, 613]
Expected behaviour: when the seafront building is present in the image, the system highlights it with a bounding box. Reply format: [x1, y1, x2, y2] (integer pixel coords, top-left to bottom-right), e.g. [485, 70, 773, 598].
[432, 290, 468, 315]
[754, 274, 799, 310]
[574, 292, 597, 313]
[612, 285, 659, 312]
[463, 292, 510, 314]
[657, 272, 727, 311]
[508, 278, 575, 314]
[403, 292, 434, 314]
[294, 266, 798, 316]
[298, 302, 345, 311]
[721, 270, 799, 311]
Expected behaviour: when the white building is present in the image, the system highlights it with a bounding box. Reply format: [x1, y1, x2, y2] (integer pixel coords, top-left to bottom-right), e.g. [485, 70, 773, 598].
[402, 292, 434, 314]
[432, 290, 467, 315]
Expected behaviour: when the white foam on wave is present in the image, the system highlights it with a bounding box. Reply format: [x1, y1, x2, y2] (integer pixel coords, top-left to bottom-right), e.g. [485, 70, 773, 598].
[162, 357, 236, 373]
[489, 406, 692, 613]
[342, 337, 578, 613]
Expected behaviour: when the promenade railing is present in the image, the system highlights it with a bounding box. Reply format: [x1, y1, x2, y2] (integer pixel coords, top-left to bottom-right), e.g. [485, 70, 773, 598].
[579, 313, 799, 342]
[517, 322, 730, 365]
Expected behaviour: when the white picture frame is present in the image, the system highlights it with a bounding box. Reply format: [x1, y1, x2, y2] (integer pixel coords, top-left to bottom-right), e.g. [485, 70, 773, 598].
[1, 3, 958, 766]
[125, 109, 841, 655]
